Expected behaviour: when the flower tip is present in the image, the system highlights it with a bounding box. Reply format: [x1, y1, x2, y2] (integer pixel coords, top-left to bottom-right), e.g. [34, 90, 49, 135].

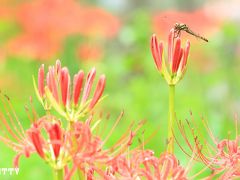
[79, 70, 84, 75]
[168, 28, 175, 41]
[88, 67, 97, 78]
[91, 67, 96, 73]
[100, 74, 106, 81]
[55, 59, 61, 73]
[56, 59, 61, 65]
[176, 37, 181, 43]
[169, 28, 175, 34]
[61, 67, 69, 73]
[151, 34, 157, 43]
[151, 34, 156, 39]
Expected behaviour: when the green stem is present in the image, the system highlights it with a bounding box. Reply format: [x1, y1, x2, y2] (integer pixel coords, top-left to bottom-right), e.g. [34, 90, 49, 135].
[53, 169, 63, 180]
[167, 85, 175, 154]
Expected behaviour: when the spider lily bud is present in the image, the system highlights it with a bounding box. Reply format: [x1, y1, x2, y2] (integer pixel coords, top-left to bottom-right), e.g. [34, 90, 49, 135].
[89, 75, 106, 109]
[60, 67, 70, 107]
[73, 70, 84, 106]
[151, 34, 163, 71]
[81, 68, 96, 105]
[150, 29, 190, 85]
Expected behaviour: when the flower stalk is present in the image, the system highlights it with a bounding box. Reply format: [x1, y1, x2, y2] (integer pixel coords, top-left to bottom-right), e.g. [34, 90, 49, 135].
[151, 29, 190, 154]
[54, 169, 63, 180]
[167, 84, 175, 153]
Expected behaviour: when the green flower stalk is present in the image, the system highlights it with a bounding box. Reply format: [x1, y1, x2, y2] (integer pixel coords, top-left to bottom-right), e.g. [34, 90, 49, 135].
[54, 169, 63, 180]
[150, 29, 191, 153]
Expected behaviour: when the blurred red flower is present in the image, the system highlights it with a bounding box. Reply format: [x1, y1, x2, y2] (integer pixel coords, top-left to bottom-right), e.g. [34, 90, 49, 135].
[7, 32, 61, 60]
[0, 1, 15, 20]
[77, 44, 104, 61]
[5, 0, 120, 60]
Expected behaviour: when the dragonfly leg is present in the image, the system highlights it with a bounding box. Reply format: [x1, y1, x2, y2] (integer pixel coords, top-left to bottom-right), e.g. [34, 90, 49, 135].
[174, 30, 181, 38]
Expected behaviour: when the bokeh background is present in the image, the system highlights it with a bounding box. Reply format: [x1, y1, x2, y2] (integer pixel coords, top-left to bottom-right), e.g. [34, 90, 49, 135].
[0, 0, 240, 179]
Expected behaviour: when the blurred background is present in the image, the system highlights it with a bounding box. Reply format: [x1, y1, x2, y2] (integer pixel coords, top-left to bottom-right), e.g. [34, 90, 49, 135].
[0, 0, 240, 179]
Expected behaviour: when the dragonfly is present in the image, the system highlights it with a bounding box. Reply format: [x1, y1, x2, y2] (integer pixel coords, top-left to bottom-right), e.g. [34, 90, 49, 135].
[173, 23, 208, 42]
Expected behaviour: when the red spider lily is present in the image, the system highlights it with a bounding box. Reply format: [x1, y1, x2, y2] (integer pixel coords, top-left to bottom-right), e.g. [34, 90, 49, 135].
[0, 94, 36, 167]
[5, 0, 120, 60]
[106, 150, 187, 180]
[106, 150, 157, 179]
[176, 115, 240, 179]
[34, 60, 106, 121]
[65, 119, 109, 179]
[65, 113, 142, 180]
[151, 29, 190, 85]
[0, 95, 69, 169]
[152, 9, 221, 73]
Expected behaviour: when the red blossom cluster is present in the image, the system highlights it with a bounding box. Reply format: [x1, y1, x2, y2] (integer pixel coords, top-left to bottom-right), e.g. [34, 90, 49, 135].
[0, 25, 239, 180]
[2, 0, 120, 60]
[106, 151, 187, 179]
[35, 60, 105, 121]
[151, 29, 190, 85]
[0, 60, 189, 179]
[0, 99, 186, 180]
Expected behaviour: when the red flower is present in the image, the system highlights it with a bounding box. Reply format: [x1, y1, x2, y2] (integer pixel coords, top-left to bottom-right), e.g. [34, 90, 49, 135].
[35, 60, 106, 121]
[5, 0, 120, 60]
[7, 33, 61, 60]
[151, 29, 190, 85]
[176, 116, 240, 179]
[65, 113, 140, 180]
[107, 150, 187, 179]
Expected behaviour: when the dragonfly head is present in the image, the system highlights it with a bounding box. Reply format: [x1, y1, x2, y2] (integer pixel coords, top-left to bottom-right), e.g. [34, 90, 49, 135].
[174, 23, 180, 28]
